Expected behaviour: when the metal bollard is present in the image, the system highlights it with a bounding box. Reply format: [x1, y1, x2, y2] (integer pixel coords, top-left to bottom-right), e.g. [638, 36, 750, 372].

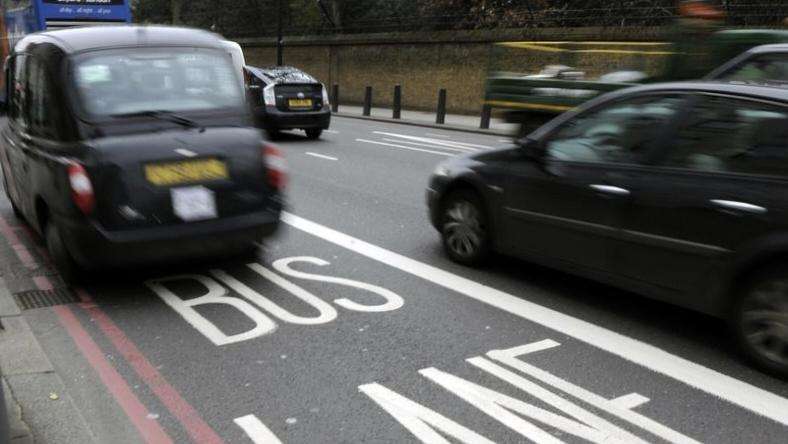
[436, 89, 447, 125]
[480, 104, 492, 129]
[331, 84, 339, 113]
[393, 85, 402, 120]
[363, 86, 372, 116]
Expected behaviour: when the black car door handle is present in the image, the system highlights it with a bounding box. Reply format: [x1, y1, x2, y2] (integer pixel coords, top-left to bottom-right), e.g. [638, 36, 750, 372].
[590, 184, 630, 196]
[710, 199, 767, 215]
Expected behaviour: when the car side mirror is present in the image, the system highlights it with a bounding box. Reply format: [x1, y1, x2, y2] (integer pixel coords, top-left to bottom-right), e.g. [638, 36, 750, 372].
[517, 137, 544, 161]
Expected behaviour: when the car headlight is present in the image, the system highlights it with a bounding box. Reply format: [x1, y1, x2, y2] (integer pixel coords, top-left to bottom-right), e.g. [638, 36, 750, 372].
[433, 164, 450, 177]
[263, 84, 276, 106]
[322, 84, 330, 106]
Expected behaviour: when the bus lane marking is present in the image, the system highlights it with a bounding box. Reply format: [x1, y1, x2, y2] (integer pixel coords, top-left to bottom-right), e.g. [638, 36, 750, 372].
[280, 211, 788, 427]
[357, 339, 699, 444]
[146, 256, 405, 346]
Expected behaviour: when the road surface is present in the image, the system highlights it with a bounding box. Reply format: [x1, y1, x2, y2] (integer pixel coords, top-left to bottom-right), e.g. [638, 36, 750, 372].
[1, 116, 787, 443]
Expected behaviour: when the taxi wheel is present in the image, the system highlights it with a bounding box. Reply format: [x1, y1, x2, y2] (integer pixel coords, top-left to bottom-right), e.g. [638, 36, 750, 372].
[305, 129, 323, 140]
[46, 223, 83, 284]
[266, 128, 281, 140]
[440, 189, 490, 266]
[732, 265, 788, 379]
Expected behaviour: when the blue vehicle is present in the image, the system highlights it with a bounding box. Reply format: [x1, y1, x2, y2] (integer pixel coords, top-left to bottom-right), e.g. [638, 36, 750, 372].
[1, 1, 131, 86]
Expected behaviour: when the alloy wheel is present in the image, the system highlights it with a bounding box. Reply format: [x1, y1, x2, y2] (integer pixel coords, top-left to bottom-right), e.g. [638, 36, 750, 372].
[740, 279, 788, 369]
[443, 200, 484, 259]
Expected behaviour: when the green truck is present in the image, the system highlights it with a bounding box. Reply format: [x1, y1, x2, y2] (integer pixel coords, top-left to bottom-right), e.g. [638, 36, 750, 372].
[484, 29, 788, 135]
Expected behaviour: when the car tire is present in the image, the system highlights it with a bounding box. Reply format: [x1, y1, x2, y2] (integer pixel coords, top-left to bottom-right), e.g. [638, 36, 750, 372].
[440, 189, 490, 266]
[267, 128, 281, 140]
[46, 222, 83, 284]
[305, 128, 322, 140]
[731, 265, 788, 378]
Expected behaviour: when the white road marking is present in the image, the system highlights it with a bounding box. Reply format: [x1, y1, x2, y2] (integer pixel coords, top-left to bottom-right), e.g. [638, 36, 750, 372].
[425, 133, 453, 138]
[610, 393, 651, 410]
[175, 148, 198, 157]
[306, 152, 338, 161]
[359, 383, 496, 444]
[356, 139, 453, 157]
[498, 139, 512, 143]
[421, 366, 649, 443]
[374, 131, 494, 149]
[234, 415, 284, 444]
[478, 347, 699, 443]
[381, 138, 477, 153]
[324, 129, 340, 134]
[281, 212, 788, 427]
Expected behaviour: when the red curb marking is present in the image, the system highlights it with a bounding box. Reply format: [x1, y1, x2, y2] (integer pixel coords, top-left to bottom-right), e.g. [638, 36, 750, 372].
[53, 304, 174, 444]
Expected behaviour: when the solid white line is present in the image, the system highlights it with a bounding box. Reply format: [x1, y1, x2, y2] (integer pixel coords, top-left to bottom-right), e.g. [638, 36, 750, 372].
[281, 211, 788, 427]
[425, 133, 453, 138]
[356, 139, 453, 157]
[610, 393, 651, 410]
[306, 152, 338, 161]
[374, 131, 494, 149]
[381, 138, 477, 153]
[234, 415, 283, 444]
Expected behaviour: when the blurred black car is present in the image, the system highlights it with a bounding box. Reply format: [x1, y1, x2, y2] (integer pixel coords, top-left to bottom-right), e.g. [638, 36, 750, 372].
[427, 82, 788, 377]
[708, 43, 788, 83]
[244, 65, 331, 139]
[0, 26, 286, 281]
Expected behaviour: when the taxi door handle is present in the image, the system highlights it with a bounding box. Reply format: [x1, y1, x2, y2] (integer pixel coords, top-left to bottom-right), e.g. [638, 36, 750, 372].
[590, 184, 630, 197]
[710, 199, 767, 215]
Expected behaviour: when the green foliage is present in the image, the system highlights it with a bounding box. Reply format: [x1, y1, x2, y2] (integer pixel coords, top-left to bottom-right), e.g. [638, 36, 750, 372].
[132, 1, 788, 38]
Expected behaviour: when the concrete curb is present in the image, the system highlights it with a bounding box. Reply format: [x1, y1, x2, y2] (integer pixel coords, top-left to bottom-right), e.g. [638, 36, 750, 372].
[333, 112, 514, 137]
[0, 278, 96, 444]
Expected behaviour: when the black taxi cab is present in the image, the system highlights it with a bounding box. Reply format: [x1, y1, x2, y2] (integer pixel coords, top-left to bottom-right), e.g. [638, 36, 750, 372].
[0, 26, 286, 281]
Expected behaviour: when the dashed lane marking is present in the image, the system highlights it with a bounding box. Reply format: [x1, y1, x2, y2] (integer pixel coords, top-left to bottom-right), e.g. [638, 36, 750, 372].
[281, 211, 788, 427]
[356, 139, 453, 157]
[306, 152, 339, 161]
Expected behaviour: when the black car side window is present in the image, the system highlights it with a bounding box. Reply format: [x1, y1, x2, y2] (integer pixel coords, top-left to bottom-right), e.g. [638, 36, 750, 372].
[718, 53, 788, 83]
[543, 95, 683, 165]
[9, 55, 28, 129]
[26, 56, 60, 140]
[662, 96, 788, 177]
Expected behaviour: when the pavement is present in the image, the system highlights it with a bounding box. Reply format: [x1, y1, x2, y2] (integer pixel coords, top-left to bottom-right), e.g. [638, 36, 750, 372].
[0, 116, 787, 443]
[334, 104, 520, 135]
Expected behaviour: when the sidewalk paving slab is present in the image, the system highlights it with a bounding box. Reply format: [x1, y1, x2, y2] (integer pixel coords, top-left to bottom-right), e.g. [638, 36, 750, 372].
[335, 105, 519, 136]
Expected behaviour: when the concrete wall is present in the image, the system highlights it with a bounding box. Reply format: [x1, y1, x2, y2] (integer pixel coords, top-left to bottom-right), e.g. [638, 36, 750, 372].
[240, 27, 670, 115]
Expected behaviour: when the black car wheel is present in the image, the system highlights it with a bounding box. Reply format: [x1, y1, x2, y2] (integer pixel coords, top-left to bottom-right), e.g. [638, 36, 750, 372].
[440, 189, 490, 265]
[733, 266, 788, 378]
[46, 223, 83, 284]
[305, 128, 323, 140]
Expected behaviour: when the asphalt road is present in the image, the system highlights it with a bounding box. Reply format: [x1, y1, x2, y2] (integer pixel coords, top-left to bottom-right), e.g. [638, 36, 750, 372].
[2, 116, 788, 443]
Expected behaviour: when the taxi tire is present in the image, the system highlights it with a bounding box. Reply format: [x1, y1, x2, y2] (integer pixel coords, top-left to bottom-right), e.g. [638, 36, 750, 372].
[46, 223, 83, 284]
[731, 264, 788, 379]
[305, 128, 322, 140]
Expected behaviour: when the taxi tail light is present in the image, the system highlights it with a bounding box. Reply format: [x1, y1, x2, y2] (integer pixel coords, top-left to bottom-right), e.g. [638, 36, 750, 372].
[68, 163, 95, 215]
[263, 144, 287, 190]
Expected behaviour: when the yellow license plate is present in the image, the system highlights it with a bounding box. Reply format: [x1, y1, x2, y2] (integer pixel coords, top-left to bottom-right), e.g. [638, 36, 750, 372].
[288, 99, 313, 108]
[145, 158, 228, 186]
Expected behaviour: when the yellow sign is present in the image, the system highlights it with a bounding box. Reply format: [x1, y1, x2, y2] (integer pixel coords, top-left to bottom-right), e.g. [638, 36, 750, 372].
[145, 159, 228, 186]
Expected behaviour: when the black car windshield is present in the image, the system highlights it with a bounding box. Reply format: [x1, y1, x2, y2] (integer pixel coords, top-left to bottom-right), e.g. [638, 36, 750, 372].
[73, 48, 244, 117]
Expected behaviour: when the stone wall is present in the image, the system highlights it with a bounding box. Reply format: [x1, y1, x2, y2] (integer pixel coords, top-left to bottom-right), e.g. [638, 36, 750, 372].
[239, 27, 670, 115]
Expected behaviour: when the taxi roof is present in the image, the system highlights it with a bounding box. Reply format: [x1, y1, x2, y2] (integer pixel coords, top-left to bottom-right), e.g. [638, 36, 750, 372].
[15, 25, 226, 54]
